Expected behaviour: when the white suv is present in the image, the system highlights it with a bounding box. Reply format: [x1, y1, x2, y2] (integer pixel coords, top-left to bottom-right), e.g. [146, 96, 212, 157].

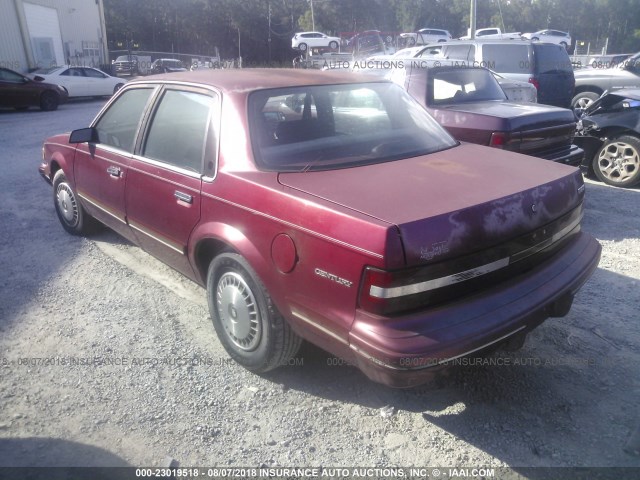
[522, 30, 572, 48]
[291, 32, 341, 51]
[400, 28, 451, 46]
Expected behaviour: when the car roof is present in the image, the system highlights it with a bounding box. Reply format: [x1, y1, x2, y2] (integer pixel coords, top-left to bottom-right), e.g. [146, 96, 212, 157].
[127, 68, 389, 93]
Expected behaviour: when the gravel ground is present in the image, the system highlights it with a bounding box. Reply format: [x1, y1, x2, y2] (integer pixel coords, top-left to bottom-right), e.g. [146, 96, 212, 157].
[0, 100, 639, 476]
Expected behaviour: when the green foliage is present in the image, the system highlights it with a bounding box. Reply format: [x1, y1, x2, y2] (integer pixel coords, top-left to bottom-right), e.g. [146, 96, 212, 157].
[103, 0, 640, 64]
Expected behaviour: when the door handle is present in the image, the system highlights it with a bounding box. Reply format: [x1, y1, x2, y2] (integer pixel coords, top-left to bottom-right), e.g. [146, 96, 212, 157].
[174, 191, 193, 204]
[107, 166, 121, 177]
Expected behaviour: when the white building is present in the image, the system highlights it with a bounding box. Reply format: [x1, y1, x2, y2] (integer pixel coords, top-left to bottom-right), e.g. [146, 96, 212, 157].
[0, 0, 109, 72]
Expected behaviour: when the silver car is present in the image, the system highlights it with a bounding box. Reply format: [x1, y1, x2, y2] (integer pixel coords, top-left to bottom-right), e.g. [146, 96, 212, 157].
[522, 30, 572, 49]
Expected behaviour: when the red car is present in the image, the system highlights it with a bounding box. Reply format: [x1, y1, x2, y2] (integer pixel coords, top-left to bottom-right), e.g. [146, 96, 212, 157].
[39, 69, 600, 387]
[0, 66, 68, 111]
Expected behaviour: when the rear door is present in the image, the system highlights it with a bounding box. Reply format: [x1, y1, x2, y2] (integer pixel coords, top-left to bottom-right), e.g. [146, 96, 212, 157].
[533, 44, 574, 108]
[125, 86, 219, 279]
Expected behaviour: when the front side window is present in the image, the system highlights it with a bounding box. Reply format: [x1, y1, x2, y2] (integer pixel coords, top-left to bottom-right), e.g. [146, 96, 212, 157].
[249, 82, 456, 172]
[94, 88, 154, 153]
[83, 68, 107, 78]
[429, 68, 506, 105]
[143, 89, 215, 173]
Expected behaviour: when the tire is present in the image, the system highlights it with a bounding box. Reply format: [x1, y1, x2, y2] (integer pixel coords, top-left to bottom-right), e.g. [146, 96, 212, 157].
[571, 91, 600, 109]
[560, 41, 568, 49]
[593, 135, 640, 188]
[329, 41, 338, 50]
[40, 91, 59, 111]
[532, 36, 539, 41]
[52, 170, 96, 235]
[113, 83, 124, 95]
[207, 253, 302, 373]
[298, 43, 308, 52]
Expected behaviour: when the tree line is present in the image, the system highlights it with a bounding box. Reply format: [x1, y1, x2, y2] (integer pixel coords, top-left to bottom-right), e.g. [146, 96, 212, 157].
[103, 0, 640, 64]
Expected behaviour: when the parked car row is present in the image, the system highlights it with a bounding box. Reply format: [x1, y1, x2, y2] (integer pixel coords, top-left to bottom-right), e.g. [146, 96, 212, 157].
[292, 28, 572, 53]
[40, 68, 601, 388]
[0, 66, 68, 111]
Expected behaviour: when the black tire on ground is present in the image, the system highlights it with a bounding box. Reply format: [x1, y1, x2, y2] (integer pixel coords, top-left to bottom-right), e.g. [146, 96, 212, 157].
[40, 91, 59, 111]
[593, 135, 640, 188]
[329, 41, 338, 50]
[52, 170, 97, 235]
[207, 252, 302, 373]
[298, 43, 307, 52]
[571, 91, 600, 109]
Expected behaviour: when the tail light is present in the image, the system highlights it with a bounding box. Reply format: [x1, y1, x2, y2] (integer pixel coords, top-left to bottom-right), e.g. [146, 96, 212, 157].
[489, 132, 508, 148]
[528, 77, 540, 90]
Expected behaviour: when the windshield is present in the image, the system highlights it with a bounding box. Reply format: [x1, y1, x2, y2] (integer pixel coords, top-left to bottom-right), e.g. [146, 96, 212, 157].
[115, 56, 136, 62]
[249, 82, 457, 172]
[429, 68, 507, 105]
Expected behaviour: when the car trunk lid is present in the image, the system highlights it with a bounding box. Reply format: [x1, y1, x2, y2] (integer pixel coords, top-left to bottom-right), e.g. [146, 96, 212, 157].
[278, 143, 584, 267]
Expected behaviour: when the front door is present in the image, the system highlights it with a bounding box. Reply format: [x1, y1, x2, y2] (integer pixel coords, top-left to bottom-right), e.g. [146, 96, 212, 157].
[74, 87, 156, 241]
[126, 87, 218, 279]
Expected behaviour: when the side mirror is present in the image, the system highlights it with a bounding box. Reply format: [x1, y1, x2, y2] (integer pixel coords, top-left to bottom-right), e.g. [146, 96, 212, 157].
[69, 127, 99, 144]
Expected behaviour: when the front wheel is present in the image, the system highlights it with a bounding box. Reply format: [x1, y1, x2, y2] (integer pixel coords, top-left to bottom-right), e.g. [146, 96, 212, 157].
[40, 91, 59, 111]
[329, 41, 338, 50]
[571, 91, 600, 109]
[206, 253, 302, 372]
[298, 43, 308, 52]
[593, 135, 640, 188]
[52, 170, 97, 234]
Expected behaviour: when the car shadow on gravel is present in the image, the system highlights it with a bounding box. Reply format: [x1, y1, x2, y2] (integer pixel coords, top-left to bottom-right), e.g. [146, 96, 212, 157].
[264, 266, 640, 470]
[0, 437, 132, 469]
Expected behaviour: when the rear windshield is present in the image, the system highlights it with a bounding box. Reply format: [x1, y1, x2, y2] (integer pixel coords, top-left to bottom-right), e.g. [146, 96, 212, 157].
[483, 44, 531, 74]
[249, 82, 457, 172]
[429, 68, 506, 105]
[534, 44, 573, 73]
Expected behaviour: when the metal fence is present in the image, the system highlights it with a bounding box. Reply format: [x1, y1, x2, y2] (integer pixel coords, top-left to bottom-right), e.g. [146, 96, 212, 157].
[106, 49, 228, 75]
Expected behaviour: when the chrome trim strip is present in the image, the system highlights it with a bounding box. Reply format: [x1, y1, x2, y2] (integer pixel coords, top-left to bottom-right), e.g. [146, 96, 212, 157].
[371, 214, 582, 300]
[130, 155, 203, 181]
[129, 221, 185, 254]
[200, 191, 384, 259]
[350, 326, 527, 371]
[78, 192, 126, 224]
[290, 309, 348, 345]
[371, 257, 510, 299]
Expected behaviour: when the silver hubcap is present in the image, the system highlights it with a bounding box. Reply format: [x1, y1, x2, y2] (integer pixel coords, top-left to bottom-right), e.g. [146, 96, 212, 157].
[598, 141, 640, 184]
[216, 272, 260, 351]
[576, 96, 595, 109]
[56, 184, 78, 224]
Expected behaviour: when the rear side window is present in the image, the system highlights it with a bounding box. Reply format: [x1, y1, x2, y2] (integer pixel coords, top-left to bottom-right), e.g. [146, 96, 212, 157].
[94, 88, 154, 153]
[483, 44, 531, 74]
[143, 89, 216, 173]
[445, 45, 474, 61]
[534, 44, 573, 73]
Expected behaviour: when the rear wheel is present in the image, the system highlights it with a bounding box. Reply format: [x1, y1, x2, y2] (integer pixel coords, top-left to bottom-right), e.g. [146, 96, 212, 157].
[40, 91, 59, 111]
[329, 40, 338, 50]
[571, 91, 600, 109]
[560, 41, 568, 49]
[52, 170, 97, 234]
[593, 135, 640, 187]
[206, 253, 302, 372]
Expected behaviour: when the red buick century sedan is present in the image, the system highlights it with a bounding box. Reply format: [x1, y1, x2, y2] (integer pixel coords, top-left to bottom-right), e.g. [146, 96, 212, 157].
[40, 69, 601, 387]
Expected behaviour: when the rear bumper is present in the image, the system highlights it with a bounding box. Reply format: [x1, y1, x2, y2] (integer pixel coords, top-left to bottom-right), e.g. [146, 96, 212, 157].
[538, 143, 584, 166]
[348, 231, 601, 388]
